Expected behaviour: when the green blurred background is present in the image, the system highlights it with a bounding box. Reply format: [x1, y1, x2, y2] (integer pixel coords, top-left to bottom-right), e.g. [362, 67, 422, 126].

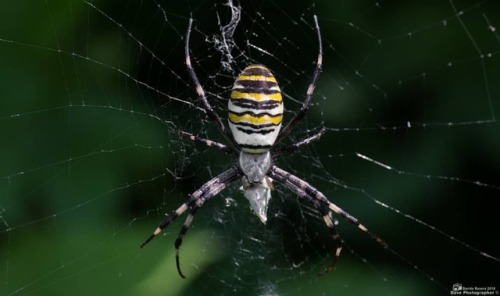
[1, 0, 499, 295]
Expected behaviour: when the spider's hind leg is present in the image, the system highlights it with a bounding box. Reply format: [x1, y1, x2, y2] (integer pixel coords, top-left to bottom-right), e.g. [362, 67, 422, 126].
[277, 15, 323, 142]
[184, 18, 237, 149]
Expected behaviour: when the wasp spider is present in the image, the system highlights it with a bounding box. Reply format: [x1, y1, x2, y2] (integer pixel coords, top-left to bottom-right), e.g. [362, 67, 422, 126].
[141, 16, 387, 278]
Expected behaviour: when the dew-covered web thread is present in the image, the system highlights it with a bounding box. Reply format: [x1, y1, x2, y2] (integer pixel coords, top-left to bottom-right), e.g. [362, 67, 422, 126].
[0, 0, 499, 295]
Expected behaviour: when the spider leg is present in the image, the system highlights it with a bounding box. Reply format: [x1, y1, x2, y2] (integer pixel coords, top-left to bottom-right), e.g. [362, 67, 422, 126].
[268, 165, 388, 273]
[271, 169, 343, 274]
[141, 166, 241, 278]
[185, 18, 237, 148]
[177, 130, 237, 155]
[174, 207, 198, 278]
[319, 208, 343, 275]
[277, 15, 322, 142]
[273, 126, 325, 156]
[298, 189, 343, 275]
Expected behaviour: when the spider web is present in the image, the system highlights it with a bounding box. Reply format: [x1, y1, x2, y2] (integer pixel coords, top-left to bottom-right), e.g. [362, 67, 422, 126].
[1, 0, 499, 295]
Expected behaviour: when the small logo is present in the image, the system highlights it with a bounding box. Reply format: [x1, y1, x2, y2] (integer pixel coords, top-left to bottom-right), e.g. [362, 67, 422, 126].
[450, 283, 498, 295]
[452, 283, 463, 292]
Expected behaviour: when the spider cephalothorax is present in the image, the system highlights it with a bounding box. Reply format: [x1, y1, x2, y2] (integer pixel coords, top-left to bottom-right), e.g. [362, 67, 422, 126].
[141, 16, 387, 279]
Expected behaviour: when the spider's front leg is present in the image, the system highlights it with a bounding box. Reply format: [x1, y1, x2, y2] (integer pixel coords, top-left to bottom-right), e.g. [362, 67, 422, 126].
[141, 166, 241, 278]
[268, 165, 388, 274]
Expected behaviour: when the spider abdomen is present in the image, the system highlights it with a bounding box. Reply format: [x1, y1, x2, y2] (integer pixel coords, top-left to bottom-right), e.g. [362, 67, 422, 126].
[228, 65, 283, 153]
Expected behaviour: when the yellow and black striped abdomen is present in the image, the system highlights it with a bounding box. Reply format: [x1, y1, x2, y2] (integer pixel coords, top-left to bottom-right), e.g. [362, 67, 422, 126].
[228, 65, 283, 153]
